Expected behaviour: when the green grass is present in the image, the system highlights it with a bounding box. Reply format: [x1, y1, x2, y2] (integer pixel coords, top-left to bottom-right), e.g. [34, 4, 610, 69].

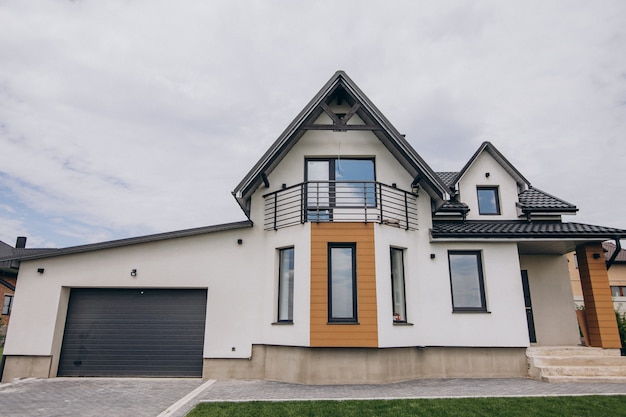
[187, 396, 626, 417]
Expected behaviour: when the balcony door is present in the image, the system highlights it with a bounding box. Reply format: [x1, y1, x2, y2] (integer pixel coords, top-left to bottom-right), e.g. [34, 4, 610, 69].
[306, 158, 375, 221]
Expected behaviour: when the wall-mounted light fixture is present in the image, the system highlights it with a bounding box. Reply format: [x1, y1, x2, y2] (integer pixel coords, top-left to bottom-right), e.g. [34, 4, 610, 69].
[237, 239, 243, 245]
[37, 268, 45, 274]
[430, 253, 436, 259]
[130, 269, 137, 277]
[485, 172, 490, 178]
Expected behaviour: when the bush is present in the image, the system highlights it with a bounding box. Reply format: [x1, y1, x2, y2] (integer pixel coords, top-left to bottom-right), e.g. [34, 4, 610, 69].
[616, 310, 626, 356]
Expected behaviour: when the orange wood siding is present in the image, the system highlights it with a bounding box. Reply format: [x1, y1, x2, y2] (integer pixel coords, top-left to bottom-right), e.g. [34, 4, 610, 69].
[310, 223, 378, 347]
[576, 243, 621, 348]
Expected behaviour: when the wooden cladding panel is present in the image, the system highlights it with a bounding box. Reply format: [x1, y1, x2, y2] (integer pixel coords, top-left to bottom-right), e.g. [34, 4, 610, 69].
[576, 243, 621, 348]
[310, 223, 378, 347]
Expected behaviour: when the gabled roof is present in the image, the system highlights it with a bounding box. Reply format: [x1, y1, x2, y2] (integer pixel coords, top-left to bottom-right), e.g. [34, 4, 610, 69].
[518, 187, 577, 214]
[450, 141, 531, 190]
[232, 71, 450, 217]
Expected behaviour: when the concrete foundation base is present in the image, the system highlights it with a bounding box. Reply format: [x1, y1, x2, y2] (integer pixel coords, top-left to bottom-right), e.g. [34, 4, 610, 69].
[203, 345, 528, 384]
[1, 356, 52, 382]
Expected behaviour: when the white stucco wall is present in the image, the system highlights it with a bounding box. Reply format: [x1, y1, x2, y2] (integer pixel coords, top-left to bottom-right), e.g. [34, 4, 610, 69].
[5, 127, 540, 378]
[519, 255, 580, 346]
[458, 152, 520, 221]
[4, 228, 264, 362]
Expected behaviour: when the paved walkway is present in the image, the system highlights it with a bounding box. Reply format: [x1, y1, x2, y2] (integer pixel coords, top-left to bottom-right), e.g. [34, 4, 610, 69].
[0, 377, 625, 417]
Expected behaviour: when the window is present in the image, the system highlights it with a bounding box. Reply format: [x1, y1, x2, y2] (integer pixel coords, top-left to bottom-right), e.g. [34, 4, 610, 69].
[477, 186, 500, 215]
[328, 243, 357, 322]
[611, 286, 626, 297]
[2, 294, 13, 315]
[277, 247, 295, 322]
[448, 251, 487, 311]
[390, 248, 407, 323]
[306, 158, 376, 220]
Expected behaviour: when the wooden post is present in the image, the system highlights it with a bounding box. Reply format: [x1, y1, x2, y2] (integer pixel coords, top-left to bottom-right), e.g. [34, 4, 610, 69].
[576, 243, 621, 348]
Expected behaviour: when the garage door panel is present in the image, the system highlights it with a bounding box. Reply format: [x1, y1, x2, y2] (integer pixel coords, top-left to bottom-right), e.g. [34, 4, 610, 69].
[58, 288, 207, 377]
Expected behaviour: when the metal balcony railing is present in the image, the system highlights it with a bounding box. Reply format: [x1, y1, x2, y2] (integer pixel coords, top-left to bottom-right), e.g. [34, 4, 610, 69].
[263, 181, 418, 231]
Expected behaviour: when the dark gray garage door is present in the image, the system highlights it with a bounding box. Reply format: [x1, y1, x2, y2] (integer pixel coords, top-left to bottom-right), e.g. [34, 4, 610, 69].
[58, 288, 207, 377]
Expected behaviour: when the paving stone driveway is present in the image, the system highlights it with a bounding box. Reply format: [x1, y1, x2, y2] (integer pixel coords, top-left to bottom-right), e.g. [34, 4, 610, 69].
[2, 377, 626, 417]
[0, 378, 205, 417]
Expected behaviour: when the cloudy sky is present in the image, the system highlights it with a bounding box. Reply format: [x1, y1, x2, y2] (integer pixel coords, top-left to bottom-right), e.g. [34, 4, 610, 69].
[1, 0, 625, 248]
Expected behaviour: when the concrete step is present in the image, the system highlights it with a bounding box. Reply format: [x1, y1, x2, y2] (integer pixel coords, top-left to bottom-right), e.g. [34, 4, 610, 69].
[527, 346, 626, 382]
[526, 346, 621, 357]
[540, 366, 626, 377]
[541, 375, 626, 384]
[529, 356, 626, 367]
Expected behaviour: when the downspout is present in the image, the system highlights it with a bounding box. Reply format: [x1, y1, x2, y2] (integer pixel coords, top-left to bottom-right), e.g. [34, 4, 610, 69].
[606, 237, 622, 270]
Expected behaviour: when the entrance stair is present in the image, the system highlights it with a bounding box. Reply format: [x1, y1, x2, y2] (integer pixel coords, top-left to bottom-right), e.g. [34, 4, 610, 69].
[527, 346, 626, 383]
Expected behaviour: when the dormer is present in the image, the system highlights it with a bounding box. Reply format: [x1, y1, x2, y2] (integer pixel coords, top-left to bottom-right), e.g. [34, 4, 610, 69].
[435, 142, 577, 221]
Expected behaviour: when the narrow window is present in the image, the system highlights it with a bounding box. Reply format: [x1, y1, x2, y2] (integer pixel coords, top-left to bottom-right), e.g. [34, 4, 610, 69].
[390, 248, 407, 323]
[277, 247, 295, 322]
[328, 243, 357, 322]
[477, 186, 500, 215]
[448, 251, 487, 311]
[2, 294, 13, 315]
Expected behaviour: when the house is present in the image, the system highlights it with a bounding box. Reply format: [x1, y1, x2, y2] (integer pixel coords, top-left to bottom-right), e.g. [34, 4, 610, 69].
[569, 241, 626, 311]
[2, 71, 625, 384]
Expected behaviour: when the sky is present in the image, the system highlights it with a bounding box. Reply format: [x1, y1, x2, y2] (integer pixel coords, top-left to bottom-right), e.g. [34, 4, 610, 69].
[1, 0, 625, 249]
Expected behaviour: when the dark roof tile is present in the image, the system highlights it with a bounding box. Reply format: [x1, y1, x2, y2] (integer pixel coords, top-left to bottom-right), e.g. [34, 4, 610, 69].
[518, 188, 577, 212]
[436, 172, 458, 189]
[432, 221, 626, 239]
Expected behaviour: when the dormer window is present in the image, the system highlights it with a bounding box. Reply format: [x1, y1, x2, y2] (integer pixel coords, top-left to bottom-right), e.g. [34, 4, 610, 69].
[477, 186, 500, 215]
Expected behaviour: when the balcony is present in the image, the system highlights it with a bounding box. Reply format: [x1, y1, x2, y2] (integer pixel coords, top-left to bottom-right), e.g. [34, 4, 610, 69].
[263, 181, 418, 231]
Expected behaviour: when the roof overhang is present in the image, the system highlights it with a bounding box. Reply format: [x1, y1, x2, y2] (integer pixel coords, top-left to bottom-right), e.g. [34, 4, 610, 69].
[0, 220, 253, 262]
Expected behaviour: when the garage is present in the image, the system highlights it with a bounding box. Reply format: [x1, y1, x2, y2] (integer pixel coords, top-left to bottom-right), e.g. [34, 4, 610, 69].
[58, 288, 207, 377]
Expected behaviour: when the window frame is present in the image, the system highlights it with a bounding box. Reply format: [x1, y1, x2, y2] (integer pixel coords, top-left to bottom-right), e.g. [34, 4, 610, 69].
[328, 243, 358, 323]
[476, 186, 501, 215]
[390, 247, 407, 323]
[305, 158, 377, 216]
[277, 247, 295, 323]
[2, 294, 13, 315]
[447, 250, 488, 312]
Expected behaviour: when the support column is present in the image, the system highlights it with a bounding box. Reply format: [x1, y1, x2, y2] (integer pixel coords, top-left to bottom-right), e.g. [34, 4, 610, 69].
[576, 243, 621, 348]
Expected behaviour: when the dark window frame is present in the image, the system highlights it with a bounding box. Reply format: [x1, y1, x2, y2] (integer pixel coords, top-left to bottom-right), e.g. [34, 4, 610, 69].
[328, 243, 358, 323]
[305, 158, 377, 218]
[448, 250, 488, 312]
[476, 186, 501, 215]
[390, 247, 407, 323]
[277, 247, 295, 323]
[2, 294, 13, 315]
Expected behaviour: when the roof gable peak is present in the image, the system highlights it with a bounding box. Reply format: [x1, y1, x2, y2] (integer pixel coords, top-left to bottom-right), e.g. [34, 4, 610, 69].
[452, 141, 530, 190]
[233, 71, 449, 216]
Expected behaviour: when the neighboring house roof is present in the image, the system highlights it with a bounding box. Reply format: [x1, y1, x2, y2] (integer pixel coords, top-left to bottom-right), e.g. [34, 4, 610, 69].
[518, 187, 578, 214]
[0, 277, 15, 291]
[449, 141, 531, 190]
[232, 71, 451, 217]
[431, 220, 626, 239]
[0, 220, 253, 262]
[604, 241, 626, 263]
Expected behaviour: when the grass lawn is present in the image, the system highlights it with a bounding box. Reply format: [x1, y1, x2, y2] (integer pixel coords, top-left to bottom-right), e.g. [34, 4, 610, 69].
[187, 396, 626, 417]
